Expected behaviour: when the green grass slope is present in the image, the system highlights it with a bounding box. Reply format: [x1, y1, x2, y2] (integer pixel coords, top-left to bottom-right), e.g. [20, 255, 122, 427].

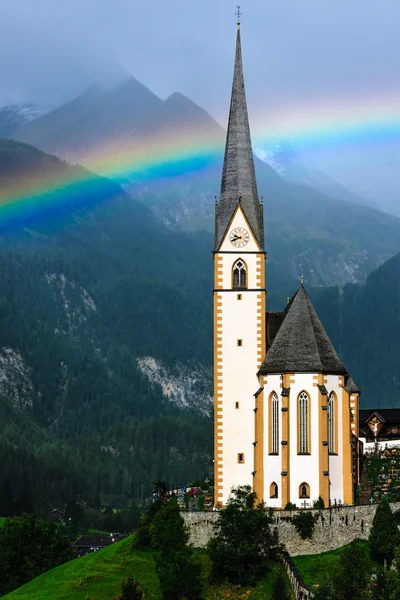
[4, 536, 293, 600]
[4, 536, 161, 600]
[292, 540, 382, 589]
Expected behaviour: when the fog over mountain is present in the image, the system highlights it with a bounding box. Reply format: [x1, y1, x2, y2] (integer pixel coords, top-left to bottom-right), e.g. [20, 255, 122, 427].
[1, 0, 400, 213]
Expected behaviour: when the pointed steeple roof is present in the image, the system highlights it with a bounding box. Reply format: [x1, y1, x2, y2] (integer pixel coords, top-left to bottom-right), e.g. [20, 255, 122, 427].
[215, 26, 264, 250]
[259, 285, 347, 375]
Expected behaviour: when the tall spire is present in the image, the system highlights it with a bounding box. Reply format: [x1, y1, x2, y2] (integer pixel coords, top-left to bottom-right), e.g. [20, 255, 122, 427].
[215, 19, 264, 250]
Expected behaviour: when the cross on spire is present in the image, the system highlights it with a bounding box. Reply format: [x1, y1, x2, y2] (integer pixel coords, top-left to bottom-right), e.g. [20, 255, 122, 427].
[236, 5, 242, 27]
[300, 275, 304, 286]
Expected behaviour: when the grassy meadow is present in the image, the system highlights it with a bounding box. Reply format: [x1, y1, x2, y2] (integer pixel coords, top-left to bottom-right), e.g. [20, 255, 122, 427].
[3, 535, 294, 600]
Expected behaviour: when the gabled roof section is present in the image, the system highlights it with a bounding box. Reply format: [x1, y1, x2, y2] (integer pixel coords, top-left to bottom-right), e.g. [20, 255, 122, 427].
[259, 285, 347, 375]
[344, 376, 360, 394]
[215, 27, 264, 250]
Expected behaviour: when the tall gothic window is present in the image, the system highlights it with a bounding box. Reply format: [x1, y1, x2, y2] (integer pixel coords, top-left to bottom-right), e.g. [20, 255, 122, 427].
[328, 392, 335, 454]
[298, 391, 309, 454]
[272, 392, 279, 454]
[233, 260, 247, 288]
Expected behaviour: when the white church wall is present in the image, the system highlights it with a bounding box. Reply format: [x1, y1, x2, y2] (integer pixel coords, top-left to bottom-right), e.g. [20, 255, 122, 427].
[289, 373, 320, 506]
[326, 374, 345, 504]
[215, 208, 265, 505]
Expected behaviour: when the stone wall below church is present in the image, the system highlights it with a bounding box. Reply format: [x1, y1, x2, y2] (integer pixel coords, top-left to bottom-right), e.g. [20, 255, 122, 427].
[182, 502, 400, 556]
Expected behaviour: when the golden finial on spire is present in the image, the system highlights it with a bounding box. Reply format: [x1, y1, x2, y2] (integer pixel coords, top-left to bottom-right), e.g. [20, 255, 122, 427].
[236, 5, 242, 29]
[300, 275, 304, 286]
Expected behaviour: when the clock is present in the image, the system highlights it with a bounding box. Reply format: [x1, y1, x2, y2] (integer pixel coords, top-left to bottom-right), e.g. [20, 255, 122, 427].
[229, 227, 249, 248]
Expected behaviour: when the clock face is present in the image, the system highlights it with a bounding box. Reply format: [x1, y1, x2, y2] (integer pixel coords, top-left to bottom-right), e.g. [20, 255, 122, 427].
[229, 227, 250, 248]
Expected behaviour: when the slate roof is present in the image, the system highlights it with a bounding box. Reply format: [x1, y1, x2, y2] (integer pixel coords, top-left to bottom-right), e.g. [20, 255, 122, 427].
[215, 27, 264, 250]
[73, 535, 113, 549]
[259, 285, 347, 375]
[344, 376, 360, 394]
[359, 409, 400, 424]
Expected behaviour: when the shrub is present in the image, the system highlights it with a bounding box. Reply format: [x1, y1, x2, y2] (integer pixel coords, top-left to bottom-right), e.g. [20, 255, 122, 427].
[313, 496, 325, 509]
[284, 502, 297, 511]
[119, 574, 143, 600]
[292, 511, 317, 539]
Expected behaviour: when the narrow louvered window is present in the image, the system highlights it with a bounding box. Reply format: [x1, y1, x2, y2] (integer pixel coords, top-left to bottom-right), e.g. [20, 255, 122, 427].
[233, 260, 247, 289]
[299, 392, 309, 453]
[328, 392, 335, 453]
[272, 392, 279, 454]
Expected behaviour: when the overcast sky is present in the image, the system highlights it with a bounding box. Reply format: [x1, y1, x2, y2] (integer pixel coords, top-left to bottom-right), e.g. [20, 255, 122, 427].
[1, 0, 398, 114]
[1, 0, 400, 209]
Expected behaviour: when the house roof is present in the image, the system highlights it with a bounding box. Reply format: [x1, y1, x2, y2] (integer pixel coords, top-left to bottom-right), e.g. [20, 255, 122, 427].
[359, 409, 400, 424]
[73, 535, 113, 548]
[215, 26, 263, 250]
[259, 285, 347, 375]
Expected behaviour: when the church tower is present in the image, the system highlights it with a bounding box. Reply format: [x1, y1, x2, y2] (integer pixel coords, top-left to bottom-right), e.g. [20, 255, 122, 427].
[213, 17, 266, 507]
[213, 15, 359, 509]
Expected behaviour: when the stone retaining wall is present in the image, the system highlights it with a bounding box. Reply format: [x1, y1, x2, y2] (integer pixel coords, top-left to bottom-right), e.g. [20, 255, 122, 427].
[182, 502, 400, 556]
[281, 552, 313, 600]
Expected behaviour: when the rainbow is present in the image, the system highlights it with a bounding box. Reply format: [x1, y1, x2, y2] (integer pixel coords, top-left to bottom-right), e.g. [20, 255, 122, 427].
[1, 93, 399, 230]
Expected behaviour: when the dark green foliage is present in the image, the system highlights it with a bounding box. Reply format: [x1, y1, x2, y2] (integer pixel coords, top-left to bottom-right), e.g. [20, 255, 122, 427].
[134, 500, 163, 549]
[119, 574, 143, 600]
[207, 485, 280, 586]
[369, 498, 400, 565]
[292, 512, 318, 540]
[314, 496, 325, 509]
[270, 567, 292, 600]
[373, 548, 400, 600]
[284, 502, 297, 511]
[312, 540, 371, 600]
[150, 505, 203, 600]
[0, 514, 73, 595]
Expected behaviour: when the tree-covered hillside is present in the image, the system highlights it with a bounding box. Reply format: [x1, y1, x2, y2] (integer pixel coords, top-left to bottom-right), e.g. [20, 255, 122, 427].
[0, 139, 215, 513]
[311, 253, 400, 407]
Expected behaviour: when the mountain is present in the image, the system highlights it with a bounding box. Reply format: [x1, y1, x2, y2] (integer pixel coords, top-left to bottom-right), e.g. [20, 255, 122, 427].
[12, 78, 163, 162]
[0, 138, 214, 513]
[310, 252, 400, 408]
[0, 137, 399, 515]
[0, 104, 49, 138]
[11, 77, 400, 289]
[254, 140, 379, 210]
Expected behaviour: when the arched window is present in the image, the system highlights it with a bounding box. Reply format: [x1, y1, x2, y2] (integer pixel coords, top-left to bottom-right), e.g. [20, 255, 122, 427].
[328, 392, 335, 454]
[232, 259, 247, 289]
[270, 482, 278, 498]
[271, 392, 279, 454]
[299, 482, 310, 498]
[298, 391, 309, 454]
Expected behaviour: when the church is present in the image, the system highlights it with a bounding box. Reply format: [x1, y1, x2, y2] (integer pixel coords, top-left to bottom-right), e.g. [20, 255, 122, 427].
[213, 18, 360, 509]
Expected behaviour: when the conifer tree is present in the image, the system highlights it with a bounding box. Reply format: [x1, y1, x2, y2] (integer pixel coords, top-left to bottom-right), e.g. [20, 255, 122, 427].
[150, 505, 203, 600]
[369, 498, 400, 565]
[120, 574, 143, 600]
